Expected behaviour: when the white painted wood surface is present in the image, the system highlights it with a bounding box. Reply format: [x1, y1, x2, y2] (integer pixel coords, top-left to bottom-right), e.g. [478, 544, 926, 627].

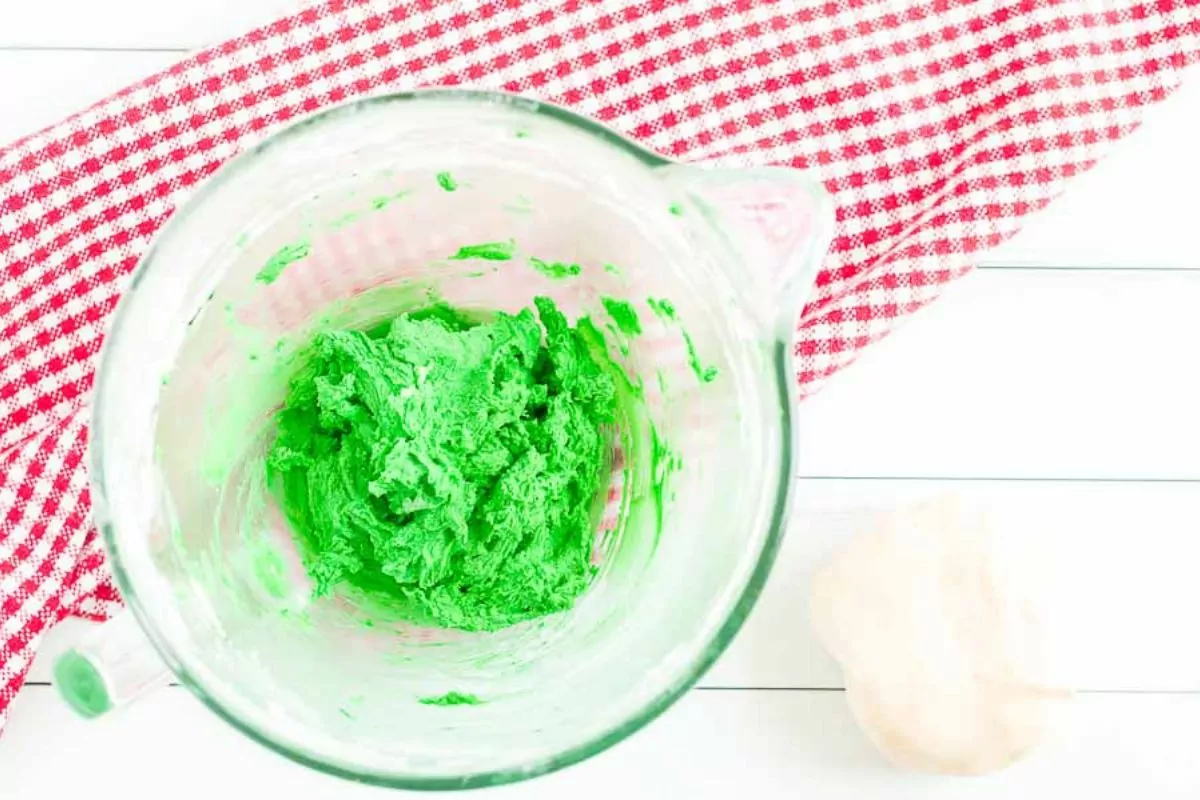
[5, 1, 1200, 796]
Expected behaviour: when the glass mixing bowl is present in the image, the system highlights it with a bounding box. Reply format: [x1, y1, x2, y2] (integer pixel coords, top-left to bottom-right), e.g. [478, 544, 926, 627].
[64, 89, 833, 789]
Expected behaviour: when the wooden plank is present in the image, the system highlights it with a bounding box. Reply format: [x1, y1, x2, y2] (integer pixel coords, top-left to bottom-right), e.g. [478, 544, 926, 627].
[3, 54, 1200, 268]
[709, 479, 1200, 692]
[8, 59, 1200, 692]
[5, 685, 1200, 797]
[4, 10, 1200, 269]
[797, 269, 1200, 479]
[0, 0, 302, 49]
[24, 480, 1200, 691]
[982, 67, 1200, 270]
[0, 51, 179, 146]
[3, 65, 1197, 482]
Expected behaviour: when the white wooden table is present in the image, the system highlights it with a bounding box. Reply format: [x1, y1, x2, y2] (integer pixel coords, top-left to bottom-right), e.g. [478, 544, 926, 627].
[6, 2, 1200, 796]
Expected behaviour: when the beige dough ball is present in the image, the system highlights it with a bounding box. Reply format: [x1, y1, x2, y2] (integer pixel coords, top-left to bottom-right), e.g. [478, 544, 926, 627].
[810, 497, 1070, 776]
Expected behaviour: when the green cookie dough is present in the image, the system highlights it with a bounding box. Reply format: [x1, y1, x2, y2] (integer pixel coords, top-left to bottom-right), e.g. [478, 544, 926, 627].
[267, 297, 617, 632]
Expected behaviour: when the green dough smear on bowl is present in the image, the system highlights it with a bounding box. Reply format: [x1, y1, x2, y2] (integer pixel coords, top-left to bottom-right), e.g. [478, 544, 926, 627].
[267, 296, 617, 632]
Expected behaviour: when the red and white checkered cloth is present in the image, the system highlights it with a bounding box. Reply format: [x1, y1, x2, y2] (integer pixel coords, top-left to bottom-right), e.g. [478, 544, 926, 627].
[2, 0, 1198, 731]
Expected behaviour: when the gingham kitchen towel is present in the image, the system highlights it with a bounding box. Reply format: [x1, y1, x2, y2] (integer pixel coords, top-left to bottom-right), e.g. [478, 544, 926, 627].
[2, 0, 1199, 730]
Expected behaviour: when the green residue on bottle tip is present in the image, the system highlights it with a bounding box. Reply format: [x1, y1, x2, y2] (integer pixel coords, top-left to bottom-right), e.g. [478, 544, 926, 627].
[514, 129, 531, 139]
[529, 257, 582, 279]
[256, 241, 311, 284]
[55, 651, 113, 719]
[160, 375, 170, 387]
[646, 297, 677, 321]
[419, 691, 484, 706]
[436, 171, 459, 192]
[601, 297, 642, 336]
[449, 240, 516, 261]
[668, 202, 685, 216]
[682, 330, 718, 383]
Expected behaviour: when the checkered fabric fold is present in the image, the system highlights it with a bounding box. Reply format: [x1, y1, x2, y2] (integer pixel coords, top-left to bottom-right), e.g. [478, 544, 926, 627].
[3, 0, 1199, 731]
